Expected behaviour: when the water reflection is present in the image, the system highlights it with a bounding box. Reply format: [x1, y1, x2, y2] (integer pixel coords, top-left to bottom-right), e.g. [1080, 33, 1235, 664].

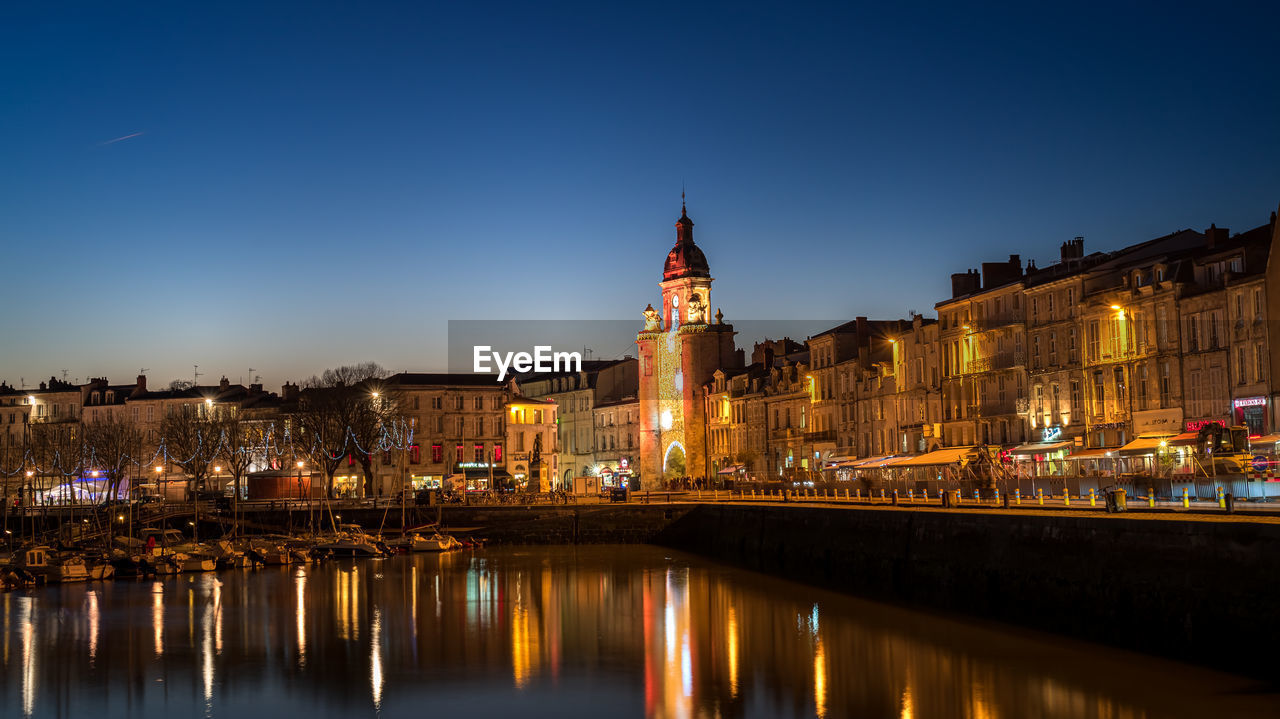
[0, 546, 1277, 719]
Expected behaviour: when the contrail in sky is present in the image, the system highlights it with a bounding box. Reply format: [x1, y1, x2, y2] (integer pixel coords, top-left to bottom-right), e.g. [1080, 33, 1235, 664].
[100, 131, 145, 145]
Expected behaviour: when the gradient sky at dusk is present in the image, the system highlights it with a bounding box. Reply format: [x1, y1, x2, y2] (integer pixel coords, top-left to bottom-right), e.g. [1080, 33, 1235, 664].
[2, 1, 1278, 390]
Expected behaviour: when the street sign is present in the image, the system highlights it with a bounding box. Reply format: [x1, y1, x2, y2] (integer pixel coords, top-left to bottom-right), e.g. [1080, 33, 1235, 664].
[1253, 455, 1269, 472]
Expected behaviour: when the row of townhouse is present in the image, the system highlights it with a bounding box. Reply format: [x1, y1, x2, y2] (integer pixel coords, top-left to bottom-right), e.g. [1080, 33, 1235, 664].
[0, 371, 560, 497]
[700, 208, 1280, 482]
[511, 358, 640, 489]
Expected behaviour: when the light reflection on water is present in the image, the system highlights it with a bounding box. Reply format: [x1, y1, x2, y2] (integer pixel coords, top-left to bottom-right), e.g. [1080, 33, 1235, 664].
[0, 545, 1276, 719]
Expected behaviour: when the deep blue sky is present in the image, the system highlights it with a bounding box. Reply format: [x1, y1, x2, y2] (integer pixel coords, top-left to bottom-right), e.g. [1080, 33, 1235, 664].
[2, 1, 1278, 390]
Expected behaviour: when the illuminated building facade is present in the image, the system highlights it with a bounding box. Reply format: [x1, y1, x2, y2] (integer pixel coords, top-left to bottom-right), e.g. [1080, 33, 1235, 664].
[637, 203, 740, 483]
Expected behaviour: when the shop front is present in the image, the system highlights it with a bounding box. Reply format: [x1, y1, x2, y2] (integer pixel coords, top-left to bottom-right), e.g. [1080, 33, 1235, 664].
[1233, 396, 1269, 436]
[597, 456, 635, 490]
[1009, 440, 1074, 477]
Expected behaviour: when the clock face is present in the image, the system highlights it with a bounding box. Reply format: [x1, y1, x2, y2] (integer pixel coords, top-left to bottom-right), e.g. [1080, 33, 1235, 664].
[671, 295, 679, 308]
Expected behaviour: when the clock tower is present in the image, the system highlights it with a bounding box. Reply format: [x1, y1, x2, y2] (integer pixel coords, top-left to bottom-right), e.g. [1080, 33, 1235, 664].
[637, 200, 739, 486]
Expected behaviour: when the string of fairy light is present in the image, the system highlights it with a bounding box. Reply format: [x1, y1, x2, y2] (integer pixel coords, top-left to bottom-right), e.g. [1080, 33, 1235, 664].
[0, 418, 416, 480]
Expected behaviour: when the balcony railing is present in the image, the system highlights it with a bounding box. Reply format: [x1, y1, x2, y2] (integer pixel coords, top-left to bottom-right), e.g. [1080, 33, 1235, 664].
[963, 351, 1024, 374]
[804, 429, 836, 443]
[969, 311, 1024, 332]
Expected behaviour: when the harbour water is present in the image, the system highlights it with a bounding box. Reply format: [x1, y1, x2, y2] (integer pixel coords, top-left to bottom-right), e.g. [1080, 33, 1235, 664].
[0, 545, 1276, 718]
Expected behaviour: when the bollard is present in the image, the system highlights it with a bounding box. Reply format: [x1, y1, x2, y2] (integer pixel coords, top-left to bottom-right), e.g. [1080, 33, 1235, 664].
[1064, 491, 1070, 507]
[954, 489, 962, 505]
[1037, 488, 1044, 506]
[923, 488, 929, 501]
[843, 488, 849, 500]
[1014, 488, 1021, 505]
[892, 489, 899, 506]
[908, 488, 915, 501]
[880, 488, 886, 501]
[973, 489, 980, 501]
[1182, 487, 1189, 509]
[1148, 487, 1155, 508]
[1089, 488, 1096, 507]
[1216, 486, 1224, 509]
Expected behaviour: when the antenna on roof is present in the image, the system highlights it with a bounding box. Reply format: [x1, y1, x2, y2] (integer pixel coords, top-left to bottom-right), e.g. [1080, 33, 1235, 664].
[139, 368, 149, 375]
[193, 364, 201, 384]
[60, 370, 69, 382]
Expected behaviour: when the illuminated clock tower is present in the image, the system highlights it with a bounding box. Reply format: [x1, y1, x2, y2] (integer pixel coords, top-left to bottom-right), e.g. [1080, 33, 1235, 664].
[637, 200, 739, 485]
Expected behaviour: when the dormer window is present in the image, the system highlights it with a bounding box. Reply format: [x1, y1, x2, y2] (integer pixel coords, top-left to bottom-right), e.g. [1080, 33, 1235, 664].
[91, 391, 100, 405]
[1229, 256, 1242, 274]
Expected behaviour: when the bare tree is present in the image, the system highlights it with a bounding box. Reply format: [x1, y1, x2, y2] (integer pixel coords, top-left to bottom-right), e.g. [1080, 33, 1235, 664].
[297, 363, 392, 498]
[294, 386, 349, 500]
[160, 403, 222, 499]
[216, 410, 271, 529]
[28, 421, 82, 509]
[81, 414, 142, 544]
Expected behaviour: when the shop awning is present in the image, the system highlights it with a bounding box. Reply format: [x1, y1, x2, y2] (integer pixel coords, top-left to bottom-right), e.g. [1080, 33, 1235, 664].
[1066, 448, 1116, 460]
[1168, 432, 1199, 446]
[1250, 433, 1280, 447]
[891, 447, 976, 467]
[849, 455, 902, 469]
[1009, 440, 1074, 455]
[846, 455, 895, 468]
[717, 465, 743, 475]
[1118, 434, 1177, 456]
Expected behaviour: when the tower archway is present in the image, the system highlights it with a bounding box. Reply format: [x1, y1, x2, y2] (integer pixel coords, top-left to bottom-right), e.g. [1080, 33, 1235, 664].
[663, 441, 686, 478]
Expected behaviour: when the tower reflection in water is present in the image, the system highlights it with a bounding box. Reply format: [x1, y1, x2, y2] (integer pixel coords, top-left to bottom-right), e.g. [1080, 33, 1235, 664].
[0, 546, 1276, 719]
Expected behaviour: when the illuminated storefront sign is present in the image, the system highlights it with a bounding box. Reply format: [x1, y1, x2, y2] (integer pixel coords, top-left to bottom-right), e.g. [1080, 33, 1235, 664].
[1185, 419, 1224, 432]
[1233, 397, 1266, 408]
[1041, 426, 1063, 442]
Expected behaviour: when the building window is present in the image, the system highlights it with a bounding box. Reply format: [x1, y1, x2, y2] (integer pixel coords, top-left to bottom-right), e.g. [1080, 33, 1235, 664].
[431, 396, 442, 410]
[1091, 371, 1105, 417]
[455, 444, 464, 463]
[1237, 347, 1249, 385]
[431, 444, 443, 463]
[494, 444, 503, 462]
[454, 396, 464, 410]
[476, 416, 485, 436]
[1159, 362, 1171, 405]
[1256, 344, 1267, 384]
[413, 396, 420, 410]
[474, 396, 483, 410]
[410, 445, 421, 464]
[474, 444, 484, 462]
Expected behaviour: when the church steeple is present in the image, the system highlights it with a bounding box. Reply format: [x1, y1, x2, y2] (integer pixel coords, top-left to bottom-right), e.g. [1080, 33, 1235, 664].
[664, 196, 709, 281]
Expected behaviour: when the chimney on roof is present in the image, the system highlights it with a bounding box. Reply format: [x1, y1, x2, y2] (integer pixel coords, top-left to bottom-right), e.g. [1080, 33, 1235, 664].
[281, 382, 300, 401]
[1206, 223, 1228, 249]
[980, 256, 1022, 290]
[1060, 237, 1085, 263]
[249, 383, 263, 393]
[219, 376, 230, 391]
[950, 269, 980, 298]
[133, 374, 147, 397]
